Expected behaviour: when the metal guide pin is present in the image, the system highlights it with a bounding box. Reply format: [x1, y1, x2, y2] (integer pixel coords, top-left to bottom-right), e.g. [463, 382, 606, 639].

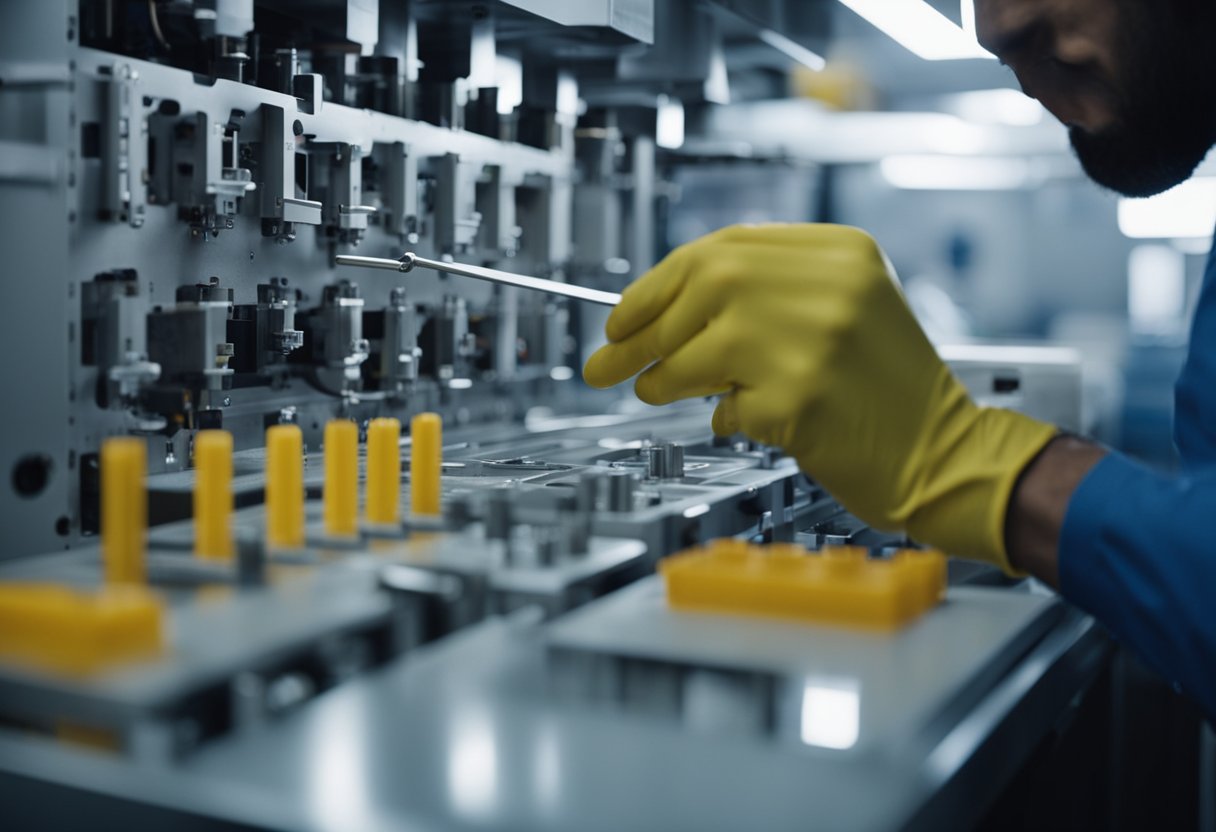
[335, 252, 622, 307]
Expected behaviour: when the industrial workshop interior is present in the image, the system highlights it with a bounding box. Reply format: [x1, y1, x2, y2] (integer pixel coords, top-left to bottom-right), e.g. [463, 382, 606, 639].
[3, 0, 1215, 829]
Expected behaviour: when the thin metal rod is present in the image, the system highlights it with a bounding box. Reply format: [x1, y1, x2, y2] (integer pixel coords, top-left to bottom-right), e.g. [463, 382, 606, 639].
[335, 252, 622, 307]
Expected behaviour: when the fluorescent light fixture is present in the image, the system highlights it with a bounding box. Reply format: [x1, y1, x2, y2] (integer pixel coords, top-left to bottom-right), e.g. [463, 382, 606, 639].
[656, 95, 685, 150]
[1128, 245, 1187, 336]
[946, 89, 1044, 126]
[880, 155, 1032, 190]
[758, 28, 827, 72]
[837, 0, 994, 60]
[1118, 177, 1216, 239]
[800, 682, 860, 750]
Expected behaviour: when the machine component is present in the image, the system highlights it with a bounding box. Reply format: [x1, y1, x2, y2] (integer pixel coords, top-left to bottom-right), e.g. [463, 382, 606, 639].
[431, 153, 483, 253]
[265, 424, 305, 550]
[101, 437, 148, 585]
[80, 270, 162, 413]
[420, 295, 475, 382]
[337, 251, 624, 306]
[311, 141, 377, 246]
[194, 429, 234, 560]
[257, 102, 322, 242]
[366, 287, 421, 396]
[146, 277, 236, 415]
[485, 488, 514, 562]
[323, 419, 359, 538]
[477, 165, 524, 256]
[380, 142, 420, 239]
[409, 412, 442, 517]
[229, 279, 305, 376]
[646, 441, 685, 480]
[100, 62, 148, 228]
[366, 417, 402, 526]
[148, 108, 257, 241]
[303, 280, 371, 390]
[660, 540, 947, 630]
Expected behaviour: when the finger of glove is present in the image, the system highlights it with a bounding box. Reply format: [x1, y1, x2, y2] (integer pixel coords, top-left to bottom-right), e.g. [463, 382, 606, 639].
[585, 286, 727, 389]
[634, 324, 735, 406]
[730, 387, 792, 450]
[712, 392, 740, 436]
[604, 247, 692, 343]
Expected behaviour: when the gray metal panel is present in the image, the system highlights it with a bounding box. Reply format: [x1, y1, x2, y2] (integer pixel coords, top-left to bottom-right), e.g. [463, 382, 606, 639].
[0, 0, 73, 557]
[499, 0, 655, 43]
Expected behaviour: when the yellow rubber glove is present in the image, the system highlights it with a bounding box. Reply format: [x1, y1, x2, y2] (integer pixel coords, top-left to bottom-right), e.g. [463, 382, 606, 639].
[583, 224, 1057, 570]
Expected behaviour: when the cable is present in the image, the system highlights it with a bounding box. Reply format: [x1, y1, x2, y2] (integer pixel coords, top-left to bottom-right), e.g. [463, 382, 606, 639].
[148, 0, 170, 51]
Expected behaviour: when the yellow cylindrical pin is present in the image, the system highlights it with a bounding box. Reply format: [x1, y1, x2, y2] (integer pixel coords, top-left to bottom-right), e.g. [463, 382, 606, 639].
[365, 418, 401, 525]
[194, 430, 234, 560]
[101, 437, 147, 585]
[265, 424, 305, 549]
[324, 419, 359, 538]
[410, 412, 442, 517]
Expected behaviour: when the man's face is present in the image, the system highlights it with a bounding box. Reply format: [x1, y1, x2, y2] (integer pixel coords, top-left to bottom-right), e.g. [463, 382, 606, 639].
[975, 0, 1216, 197]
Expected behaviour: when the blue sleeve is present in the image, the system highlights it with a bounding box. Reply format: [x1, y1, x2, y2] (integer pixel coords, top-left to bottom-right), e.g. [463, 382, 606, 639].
[1175, 237, 1216, 468]
[1060, 452, 1216, 721]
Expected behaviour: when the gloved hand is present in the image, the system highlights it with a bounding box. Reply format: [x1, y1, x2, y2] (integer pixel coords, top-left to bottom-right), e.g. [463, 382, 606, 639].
[583, 224, 1057, 570]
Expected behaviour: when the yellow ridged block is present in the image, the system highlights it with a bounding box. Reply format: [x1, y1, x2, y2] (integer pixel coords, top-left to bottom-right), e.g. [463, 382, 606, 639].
[324, 419, 359, 537]
[265, 424, 305, 549]
[0, 583, 163, 676]
[659, 541, 947, 631]
[101, 437, 146, 585]
[409, 412, 442, 517]
[194, 430, 234, 560]
[365, 417, 401, 525]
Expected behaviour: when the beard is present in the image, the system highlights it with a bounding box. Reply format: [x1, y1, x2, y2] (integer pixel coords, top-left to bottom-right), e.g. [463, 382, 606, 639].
[1069, 0, 1216, 198]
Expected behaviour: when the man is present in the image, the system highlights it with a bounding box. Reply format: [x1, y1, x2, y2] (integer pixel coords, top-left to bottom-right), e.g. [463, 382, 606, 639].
[584, 0, 1216, 720]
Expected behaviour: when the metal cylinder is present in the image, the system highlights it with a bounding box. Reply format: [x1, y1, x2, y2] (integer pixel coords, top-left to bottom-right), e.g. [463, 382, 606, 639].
[604, 470, 637, 512]
[646, 442, 685, 480]
[485, 490, 513, 542]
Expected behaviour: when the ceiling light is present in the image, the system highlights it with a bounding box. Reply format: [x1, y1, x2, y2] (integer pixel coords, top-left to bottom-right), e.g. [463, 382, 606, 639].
[880, 155, 1032, 190]
[837, 0, 994, 61]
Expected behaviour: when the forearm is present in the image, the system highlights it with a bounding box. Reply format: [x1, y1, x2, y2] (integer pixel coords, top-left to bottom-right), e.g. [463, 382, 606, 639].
[1005, 435, 1108, 586]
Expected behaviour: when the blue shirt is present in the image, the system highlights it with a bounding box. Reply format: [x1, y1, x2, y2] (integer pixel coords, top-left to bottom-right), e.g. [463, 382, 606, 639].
[1061, 237, 1216, 721]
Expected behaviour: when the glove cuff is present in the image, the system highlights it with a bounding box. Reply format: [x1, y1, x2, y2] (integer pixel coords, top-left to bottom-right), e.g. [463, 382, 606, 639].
[906, 407, 1058, 572]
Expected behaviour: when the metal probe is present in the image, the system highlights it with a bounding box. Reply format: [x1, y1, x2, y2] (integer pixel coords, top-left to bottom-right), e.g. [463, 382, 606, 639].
[335, 252, 622, 307]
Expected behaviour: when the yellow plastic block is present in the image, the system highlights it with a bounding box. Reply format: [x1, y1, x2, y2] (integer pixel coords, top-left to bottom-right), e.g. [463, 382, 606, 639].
[659, 541, 947, 631]
[365, 417, 401, 525]
[410, 412, 442, 517]
[0, 583, 163, 676]
[101, 437, 147, 585]
[324, 419, 359, 537]
[194, 430, 234, 560]
[265, 424, 305, 549]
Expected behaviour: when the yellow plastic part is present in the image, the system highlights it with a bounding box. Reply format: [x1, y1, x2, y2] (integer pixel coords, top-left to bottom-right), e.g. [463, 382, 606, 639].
[101, 437, 147, 585]
[324, 419, 359, 538]
[0, 583, 163, 676]
[410, 412, 442, 517]
[365, 417, 401, 525]
[194, 430, 234, 560]
[659, 541, 947, 631]
[265, 424, 305, 549]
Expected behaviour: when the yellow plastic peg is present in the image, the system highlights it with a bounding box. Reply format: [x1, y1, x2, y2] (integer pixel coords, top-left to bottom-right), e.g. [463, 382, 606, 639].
[365, 418, 401, 525]
[102, 437, 147, 585]
[324, 420, 359, 538]
[266, 424, 305, 549]
[410, 413, 442, 517]
[194, 430, 234, 560]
